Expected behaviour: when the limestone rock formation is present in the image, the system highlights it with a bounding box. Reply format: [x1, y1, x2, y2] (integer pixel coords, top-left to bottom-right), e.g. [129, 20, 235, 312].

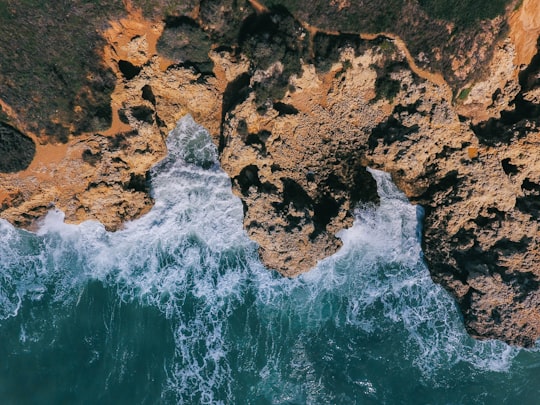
[1, 0, 540, 347]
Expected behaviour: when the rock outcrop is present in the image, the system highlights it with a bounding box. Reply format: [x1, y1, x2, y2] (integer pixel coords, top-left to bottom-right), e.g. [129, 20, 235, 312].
[1, 0, 540, 346]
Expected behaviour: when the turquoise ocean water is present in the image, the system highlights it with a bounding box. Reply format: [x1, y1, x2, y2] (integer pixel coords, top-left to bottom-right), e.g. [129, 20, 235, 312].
[1, 116, 540, 404]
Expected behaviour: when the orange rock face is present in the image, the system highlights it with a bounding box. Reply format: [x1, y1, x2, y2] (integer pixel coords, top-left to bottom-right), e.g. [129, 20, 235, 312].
[510, 0, 540, 67]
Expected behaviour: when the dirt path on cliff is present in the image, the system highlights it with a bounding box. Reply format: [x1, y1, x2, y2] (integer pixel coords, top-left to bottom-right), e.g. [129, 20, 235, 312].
[361, 33, 450, 92]
[248, 0, 453, 100]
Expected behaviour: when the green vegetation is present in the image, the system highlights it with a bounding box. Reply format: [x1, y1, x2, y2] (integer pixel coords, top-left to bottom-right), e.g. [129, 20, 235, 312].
[0, 0, 125, 141]
[0, 122, 35, 173]
[132, 0, 197, 18]
[135, 0, 252, 46]
[260, 0, 514, 90]
[312, 33, 368, 72]
[239, 9, 307, 109]
[375, 77, 401, 103]
[379, 40, 397, 56]
[264, 0, 404, 33]
[157, 17, 214, 74]
[264, 0, 512, 31]
[419, 0, 511, 27]
[457, 87, 472, 101]
[370, 57, 407, 103]
[0, 2, 12, 20]
[335, 59, 353, 78]
[0, 105, 9, 124]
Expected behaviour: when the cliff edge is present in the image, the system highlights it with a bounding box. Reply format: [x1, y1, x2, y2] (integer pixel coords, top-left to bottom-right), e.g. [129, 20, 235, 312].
[1, 0, 539, 346]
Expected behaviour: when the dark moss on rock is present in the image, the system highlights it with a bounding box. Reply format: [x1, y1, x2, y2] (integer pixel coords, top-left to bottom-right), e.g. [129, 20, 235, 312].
[157, 16, 214, 75]
[82, 149, 102, 166]
[312, 32, 368, 72]
[198, 0, 253, 45]
[239, 7, 308, 106]
[118, 106, 155, 125]
[0, 123, 36, 173]
[418, 0, 510, 27]
[130, 106, 155, 124]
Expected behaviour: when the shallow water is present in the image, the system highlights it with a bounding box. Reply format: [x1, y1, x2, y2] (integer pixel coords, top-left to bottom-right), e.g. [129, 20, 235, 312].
[1, 116, 539, 404]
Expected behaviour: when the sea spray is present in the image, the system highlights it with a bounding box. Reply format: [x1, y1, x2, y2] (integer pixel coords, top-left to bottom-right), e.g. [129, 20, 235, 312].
[0, 115, 537, 404]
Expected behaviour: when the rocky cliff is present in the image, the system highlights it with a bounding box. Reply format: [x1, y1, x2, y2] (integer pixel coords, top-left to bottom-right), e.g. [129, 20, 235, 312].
[1, 0, 539, 346]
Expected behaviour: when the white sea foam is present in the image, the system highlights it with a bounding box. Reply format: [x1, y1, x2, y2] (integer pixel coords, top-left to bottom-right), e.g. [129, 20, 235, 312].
[311, 168, 519, 376]
[0, 115, 529, 402]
